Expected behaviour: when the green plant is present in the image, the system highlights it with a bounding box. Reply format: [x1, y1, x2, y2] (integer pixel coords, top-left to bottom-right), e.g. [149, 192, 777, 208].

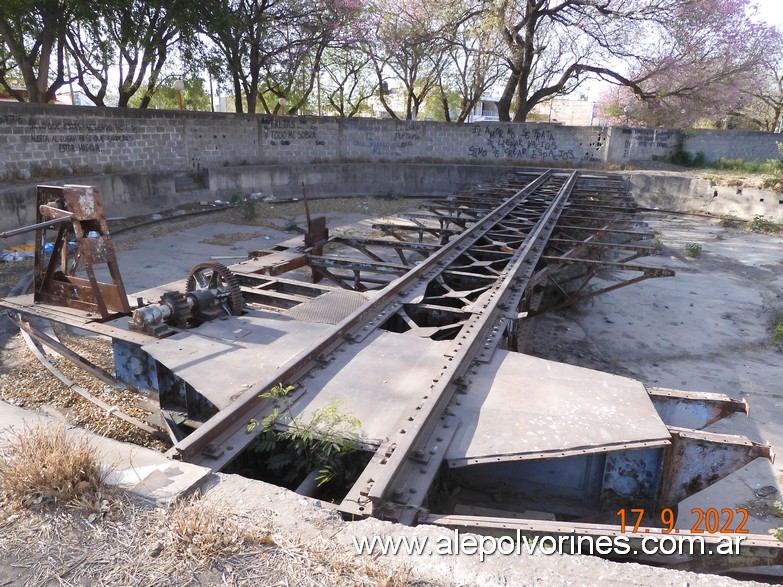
[247, 383, 362, 487]
[762, 142, 783, 192]
[229, 192, 244, 206]
[240, 198, 258, 221]
[283, 216, 301, 232]
[748, 215, 783, 234]
[773, 321, 783, 348]
[684, 242, 702, 257]
[719, 215, 741, 229]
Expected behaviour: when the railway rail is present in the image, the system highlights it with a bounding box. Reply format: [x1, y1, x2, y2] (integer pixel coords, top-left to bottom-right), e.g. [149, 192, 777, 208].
[1, 170, 780, 574]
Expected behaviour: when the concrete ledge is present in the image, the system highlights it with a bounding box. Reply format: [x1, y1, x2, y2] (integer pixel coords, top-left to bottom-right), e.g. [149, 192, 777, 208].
[4, 164, 783, 245]
[0, 400, 212, 503]
[625, 171, 783, 220]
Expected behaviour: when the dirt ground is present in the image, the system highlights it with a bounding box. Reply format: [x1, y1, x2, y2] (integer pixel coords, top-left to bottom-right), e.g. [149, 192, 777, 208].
[1, 194, 783, 585]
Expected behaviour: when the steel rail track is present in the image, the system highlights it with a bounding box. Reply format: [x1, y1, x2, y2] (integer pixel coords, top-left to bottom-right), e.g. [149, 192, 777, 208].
[169, 170, 562, 468]
[340, 171, 580, 523]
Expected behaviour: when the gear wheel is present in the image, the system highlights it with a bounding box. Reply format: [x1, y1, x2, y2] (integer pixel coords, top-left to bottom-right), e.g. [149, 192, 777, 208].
[160, 291, 192, 328]
[185, 262, 244, 316]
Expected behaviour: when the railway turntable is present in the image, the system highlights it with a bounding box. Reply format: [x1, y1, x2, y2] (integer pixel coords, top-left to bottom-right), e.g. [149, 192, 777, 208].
[2, 171, 779, 573]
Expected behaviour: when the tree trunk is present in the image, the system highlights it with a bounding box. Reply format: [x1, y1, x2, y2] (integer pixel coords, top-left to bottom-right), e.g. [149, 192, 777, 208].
[496, 71, 518, 122]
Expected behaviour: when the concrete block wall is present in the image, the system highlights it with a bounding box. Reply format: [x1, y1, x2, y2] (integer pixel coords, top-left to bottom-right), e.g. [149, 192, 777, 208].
[2, 103, 781, 181]
[683, 130, 782, 162]
[605, 127, 678, 162]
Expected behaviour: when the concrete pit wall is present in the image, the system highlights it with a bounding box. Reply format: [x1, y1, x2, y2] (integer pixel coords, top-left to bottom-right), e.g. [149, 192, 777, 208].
[625, 172, 783, 220]
[2, 102, 783, 241]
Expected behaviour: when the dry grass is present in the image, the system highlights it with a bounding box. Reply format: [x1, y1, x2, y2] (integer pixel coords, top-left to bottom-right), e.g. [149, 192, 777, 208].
[0, 423, 106, 511]
[0, 490, 436, 586]
[158, 495, 273, 564]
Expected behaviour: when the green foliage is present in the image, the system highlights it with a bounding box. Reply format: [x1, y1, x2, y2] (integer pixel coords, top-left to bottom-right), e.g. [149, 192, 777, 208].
[283, 216, 301, 233]
[748, 215, 783, 234]
[773, 322, 783, 348]
[761, 142, 783, 192]
[711, 157, 771, 173]
[761, 293, 783, 351]
[247, 383, 362, 488]
[128, 76, 211, 111]
[668, 150, 707, 168]
[683, 243, 702, 257]
[719, 215, 741, 229]
[773, 501, 783, 517]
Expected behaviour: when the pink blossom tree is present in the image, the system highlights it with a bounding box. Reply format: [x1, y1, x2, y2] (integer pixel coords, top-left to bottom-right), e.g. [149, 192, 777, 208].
[598, 0, 779, 128]
[492, 0, 777, 124]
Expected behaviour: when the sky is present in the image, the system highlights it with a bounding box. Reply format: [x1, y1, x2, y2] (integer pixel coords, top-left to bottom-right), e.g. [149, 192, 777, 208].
[754, 0, 783, 27]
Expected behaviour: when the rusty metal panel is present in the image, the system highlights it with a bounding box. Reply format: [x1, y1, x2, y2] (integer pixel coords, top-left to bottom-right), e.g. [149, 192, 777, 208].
[283, 289, 371, 324]
[647, 387, 748, 429]
[446, 350, 671, 466]
[658, 427, 774, 506]
[141, 313, 334, 410]
[600, 447, 664, 511]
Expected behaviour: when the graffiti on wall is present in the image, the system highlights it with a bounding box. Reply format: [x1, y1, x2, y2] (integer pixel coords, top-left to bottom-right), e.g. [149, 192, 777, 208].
[351, 122, 422, 156]
[621, 128, 674, 159]
[1, 113, 140, 154]
[467, 126, 577, 161]
[261, 118, 323, 146]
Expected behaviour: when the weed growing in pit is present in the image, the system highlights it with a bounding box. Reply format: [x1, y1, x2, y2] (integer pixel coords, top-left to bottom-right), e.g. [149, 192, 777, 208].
[247, 383, 362, 487]
[748, 214, 783, 235]
[0, 423, 107, 510]
[719, 215, 742, 229]
[684, 243, 702, 257]
[283, 216, 301, 232]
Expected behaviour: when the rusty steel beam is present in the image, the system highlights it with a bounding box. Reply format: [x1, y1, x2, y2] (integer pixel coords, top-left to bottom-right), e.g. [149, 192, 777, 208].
[168, 171, 557, 467]
[648, 387, 749, 429]
[658, 427, 774, 506]
[422, 514, 783, 572]
[342, 172, 580, 523]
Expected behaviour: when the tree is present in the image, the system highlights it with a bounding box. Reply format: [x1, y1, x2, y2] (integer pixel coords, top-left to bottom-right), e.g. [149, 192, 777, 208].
[0, 0, 89, 102]
[631, 0, 775, 128]
[492, 0, 675, 122]
[491, 0, 776, 124]
[200, 0, 360, 114]
[66, 0, 195, 108]
[364, 0, 460, 120]
[436, 8, 505, 122]
[319, 47, 377, 117]
[731, 32, 783, 132]
[128, 75, 212, 111]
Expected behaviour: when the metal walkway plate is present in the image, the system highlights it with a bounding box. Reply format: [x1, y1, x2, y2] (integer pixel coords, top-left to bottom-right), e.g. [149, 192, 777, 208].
[287, 330, 451, 445]
[283, 289, 371, 324]
[143, 313, 333, 409]
[446, 350, 671, 466]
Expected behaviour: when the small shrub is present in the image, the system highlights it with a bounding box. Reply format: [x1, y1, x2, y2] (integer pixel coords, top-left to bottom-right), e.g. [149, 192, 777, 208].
[684, 243, 702, 257]
[0, 424, 106, 509]
[719, 215, 741, 229]
[748, 215, 783, 234]
[240, 198, 258, 221]
[773, 322, 783, 348]
[283, 216, 301, 232]
[247, 383, 362, 488]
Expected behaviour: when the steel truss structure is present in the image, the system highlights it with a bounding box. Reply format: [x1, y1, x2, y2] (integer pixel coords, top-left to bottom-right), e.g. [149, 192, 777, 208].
[1, 171, 779, 575]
